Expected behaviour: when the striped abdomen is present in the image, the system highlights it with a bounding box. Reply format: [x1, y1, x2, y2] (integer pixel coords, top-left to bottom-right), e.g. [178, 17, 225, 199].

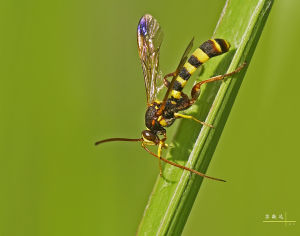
[170, 39, 230, 100]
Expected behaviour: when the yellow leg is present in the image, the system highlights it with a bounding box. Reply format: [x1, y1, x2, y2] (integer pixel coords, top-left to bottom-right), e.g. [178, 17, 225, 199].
[142, 138, 168, 177]
[158, 141, 164, 176]
[174, 113, 214, 128]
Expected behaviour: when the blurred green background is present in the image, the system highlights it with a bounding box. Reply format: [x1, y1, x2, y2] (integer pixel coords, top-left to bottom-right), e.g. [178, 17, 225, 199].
[0, 0, 299, 235]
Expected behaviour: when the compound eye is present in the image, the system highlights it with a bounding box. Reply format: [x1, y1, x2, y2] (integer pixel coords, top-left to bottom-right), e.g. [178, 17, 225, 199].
[142, 130, 158, 144]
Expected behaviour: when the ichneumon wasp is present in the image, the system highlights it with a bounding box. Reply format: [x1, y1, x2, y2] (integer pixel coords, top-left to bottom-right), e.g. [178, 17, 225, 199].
[95, 14, 246, 182]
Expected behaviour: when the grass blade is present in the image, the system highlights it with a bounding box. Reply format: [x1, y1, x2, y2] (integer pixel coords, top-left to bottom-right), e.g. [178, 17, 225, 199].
[137, 0, 274, 235]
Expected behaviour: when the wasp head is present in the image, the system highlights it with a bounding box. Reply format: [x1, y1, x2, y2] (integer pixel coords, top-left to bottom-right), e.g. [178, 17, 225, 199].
[141, 130, 160, 145]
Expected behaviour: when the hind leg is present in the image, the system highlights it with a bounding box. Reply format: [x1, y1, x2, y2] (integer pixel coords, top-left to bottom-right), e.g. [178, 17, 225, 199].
[190, 62, 246, 105]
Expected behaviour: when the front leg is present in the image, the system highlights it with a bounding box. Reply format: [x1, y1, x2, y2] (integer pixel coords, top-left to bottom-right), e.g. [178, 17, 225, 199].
[157, 137, 168, 176]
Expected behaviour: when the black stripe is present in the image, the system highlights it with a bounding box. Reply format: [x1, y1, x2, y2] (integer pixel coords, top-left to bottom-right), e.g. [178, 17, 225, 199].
[200, 40, 220, 58]
[178, 67, 191, 80]
[188, 55, 202, 68]
[214, 39, 229, 52]
[169, 97, 179, 102]
[172, 80, 183, 91]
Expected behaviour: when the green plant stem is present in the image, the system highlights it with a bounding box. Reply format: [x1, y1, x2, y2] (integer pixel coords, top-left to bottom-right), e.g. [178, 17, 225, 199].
[137, 0, 274, 235]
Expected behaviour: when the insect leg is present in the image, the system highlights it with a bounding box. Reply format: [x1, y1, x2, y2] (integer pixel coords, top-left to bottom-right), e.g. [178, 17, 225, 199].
[157, 134, 168, 176]
[174, 113, 213, 128]
[190, 62, 246, 104]
[141, 143, 225, 182]
[157, 141, 163, 176]
[163, 72, 177, 88]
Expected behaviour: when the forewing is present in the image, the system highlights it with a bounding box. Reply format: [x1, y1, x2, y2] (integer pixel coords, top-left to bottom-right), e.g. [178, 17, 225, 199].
[137, 14, 163, 105]
[167, 38, 194, 96]
[176, 38, 194, 74]
[157, 38, 194, 115]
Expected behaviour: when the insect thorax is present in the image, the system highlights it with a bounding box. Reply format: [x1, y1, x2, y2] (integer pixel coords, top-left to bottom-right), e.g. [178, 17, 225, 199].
[145, 100, 184, 133]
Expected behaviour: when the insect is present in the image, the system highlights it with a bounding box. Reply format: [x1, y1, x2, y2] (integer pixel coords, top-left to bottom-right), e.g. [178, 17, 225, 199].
[95, 14, 245, 181]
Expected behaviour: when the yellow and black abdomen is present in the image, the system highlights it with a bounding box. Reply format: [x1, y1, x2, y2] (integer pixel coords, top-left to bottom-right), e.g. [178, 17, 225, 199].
[171, 39, 230, 100]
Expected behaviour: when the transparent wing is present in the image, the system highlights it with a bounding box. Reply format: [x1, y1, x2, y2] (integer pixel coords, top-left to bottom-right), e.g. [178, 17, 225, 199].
[175, 38, 194, 75]
[137, 14, 163, 106]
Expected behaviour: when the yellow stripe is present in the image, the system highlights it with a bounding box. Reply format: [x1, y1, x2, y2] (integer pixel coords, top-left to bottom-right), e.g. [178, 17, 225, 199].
[193, 48, 209, 63]
[224, 40, 230, 50]
[176, 76, 187, 87]
[171, 90, 181, 99]
[211, 39, 222, 53]
[183, 62, 197, 74]
[159, 119, 167, 126]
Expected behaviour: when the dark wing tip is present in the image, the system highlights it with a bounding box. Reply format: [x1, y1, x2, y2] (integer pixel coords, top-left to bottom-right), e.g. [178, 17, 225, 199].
[137, 14, 152, 36]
